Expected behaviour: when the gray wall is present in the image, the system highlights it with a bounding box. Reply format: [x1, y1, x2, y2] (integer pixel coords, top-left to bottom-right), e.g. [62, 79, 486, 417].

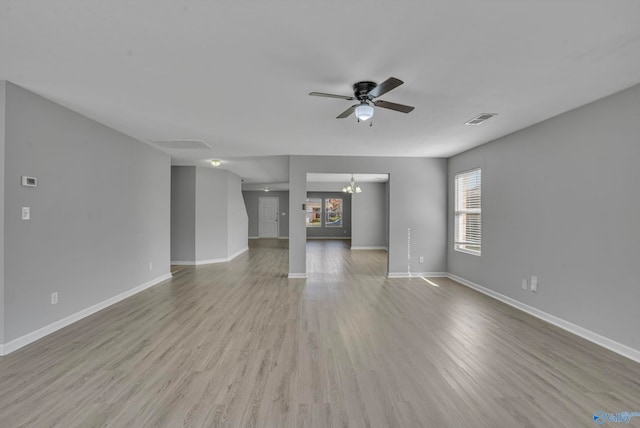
[171, 166, 196, 262]
[306, 192, 351, 238]
[4, 82, 171, 342]
[172, 166, 248, 263]
[448, 83, 640, 351]
[351, 182, 387, 248]
[289, 156, 447, 276]
[242, 190, 290, 238]
[0, 82, 5, 344]
[384, 182, 390, 249]
[195, 167, 229, 261]
[227, 173, 249, 255]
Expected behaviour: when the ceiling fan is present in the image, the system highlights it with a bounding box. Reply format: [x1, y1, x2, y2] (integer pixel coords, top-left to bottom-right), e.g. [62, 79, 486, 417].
[309, 77, 414, 121]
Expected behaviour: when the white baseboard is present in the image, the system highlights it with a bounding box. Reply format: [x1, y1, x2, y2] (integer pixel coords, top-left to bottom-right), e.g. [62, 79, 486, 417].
[351, 246, 388, 251]
[387, 272, 447, 278]
[0, 273, 172, 356]
[171, 247, 249, 266]
[446, 273, 640, 364]
[248, 236, 260, 240]
[195, 258, 226, 265]
[227, 246, 249, 261]
[288, 273, 308, 279]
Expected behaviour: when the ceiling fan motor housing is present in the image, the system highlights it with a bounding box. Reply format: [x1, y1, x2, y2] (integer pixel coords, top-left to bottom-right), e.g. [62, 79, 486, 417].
[353, 81, 377, 101]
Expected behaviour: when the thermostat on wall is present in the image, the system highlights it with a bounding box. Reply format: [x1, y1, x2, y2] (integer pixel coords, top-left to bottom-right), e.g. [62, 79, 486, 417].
[21, 176, 38, 187]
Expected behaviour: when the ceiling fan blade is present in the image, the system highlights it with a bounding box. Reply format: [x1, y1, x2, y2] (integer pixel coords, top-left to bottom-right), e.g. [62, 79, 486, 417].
[337, 105, 357, 119]
[374, 100, 415, 113]
[367, 77, 404, 98]
[309, 92, 355, 101]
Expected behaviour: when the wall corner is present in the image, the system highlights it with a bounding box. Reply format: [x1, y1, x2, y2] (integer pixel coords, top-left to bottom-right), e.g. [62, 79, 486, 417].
[0, 81, 6, 345]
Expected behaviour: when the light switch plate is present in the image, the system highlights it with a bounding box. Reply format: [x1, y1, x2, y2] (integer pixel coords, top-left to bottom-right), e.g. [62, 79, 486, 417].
[22, 207, 30, 220]
[531, 276, 538, 292]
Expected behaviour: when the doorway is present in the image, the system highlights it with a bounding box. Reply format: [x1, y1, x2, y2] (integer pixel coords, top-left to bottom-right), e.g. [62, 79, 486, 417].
[304, 173, 390, 275]
[258, 197, 279, 238]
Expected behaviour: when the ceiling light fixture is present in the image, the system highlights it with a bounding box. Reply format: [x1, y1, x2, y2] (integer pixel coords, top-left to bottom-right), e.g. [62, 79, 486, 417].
[211, 159, 221, 167]
[355, 103, 374, 121]
[342, 174, 362, 194]
[264, 187, 270, 192]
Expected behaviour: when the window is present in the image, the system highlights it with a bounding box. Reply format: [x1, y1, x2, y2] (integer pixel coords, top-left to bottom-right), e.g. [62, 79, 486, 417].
[324, 198, 343, 227]
[305, 198, 322, 227]
[454, 168, 481, 255]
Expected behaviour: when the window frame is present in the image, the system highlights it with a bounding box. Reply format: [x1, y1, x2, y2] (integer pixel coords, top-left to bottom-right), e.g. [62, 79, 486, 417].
[324, 198, 343, 228]
[305, 198, 322, 227]
[454, 168, 482, 256]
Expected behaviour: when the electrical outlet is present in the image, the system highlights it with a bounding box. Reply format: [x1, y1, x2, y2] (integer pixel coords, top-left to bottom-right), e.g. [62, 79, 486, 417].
[419, 256, 424, 264]
[22, 207, 30, 220]
[531, 276, 538, 292]
[522, 279, 528, 290]
[149, 261, 153, 271]
[51, 292, 58, 305]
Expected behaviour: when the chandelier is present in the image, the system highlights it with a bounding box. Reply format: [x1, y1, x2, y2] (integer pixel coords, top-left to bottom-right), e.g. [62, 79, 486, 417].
[342, 174, 362, 194]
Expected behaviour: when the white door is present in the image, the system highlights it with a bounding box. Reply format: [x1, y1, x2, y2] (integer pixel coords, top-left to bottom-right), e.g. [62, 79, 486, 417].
[259, 197, 279, 238]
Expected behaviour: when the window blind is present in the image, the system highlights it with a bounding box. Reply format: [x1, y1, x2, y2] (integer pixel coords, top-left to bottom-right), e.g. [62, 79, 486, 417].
[454, 168, 481, 255]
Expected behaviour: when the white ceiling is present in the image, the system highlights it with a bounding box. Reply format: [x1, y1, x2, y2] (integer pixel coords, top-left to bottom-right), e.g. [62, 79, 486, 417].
[2, 1, 640, 184]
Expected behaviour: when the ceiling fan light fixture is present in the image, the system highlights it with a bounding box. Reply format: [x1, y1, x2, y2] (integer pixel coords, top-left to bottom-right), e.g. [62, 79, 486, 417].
[355, 104, 374, 121]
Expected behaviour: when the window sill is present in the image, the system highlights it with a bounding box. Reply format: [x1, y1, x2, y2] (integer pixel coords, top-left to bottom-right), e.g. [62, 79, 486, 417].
[454, 248, 481, 257]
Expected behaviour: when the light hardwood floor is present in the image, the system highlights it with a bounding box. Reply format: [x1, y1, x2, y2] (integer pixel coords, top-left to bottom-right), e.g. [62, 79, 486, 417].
[1, 239, 639, 427]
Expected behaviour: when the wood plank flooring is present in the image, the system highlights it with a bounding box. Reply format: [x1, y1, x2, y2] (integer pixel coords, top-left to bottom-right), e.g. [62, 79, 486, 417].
[1, 239, 640, 427]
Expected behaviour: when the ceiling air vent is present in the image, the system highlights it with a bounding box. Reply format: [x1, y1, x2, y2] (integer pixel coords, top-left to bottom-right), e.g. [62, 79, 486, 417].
[148, 139, 212, 150]
[465, 113, 497, 126]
